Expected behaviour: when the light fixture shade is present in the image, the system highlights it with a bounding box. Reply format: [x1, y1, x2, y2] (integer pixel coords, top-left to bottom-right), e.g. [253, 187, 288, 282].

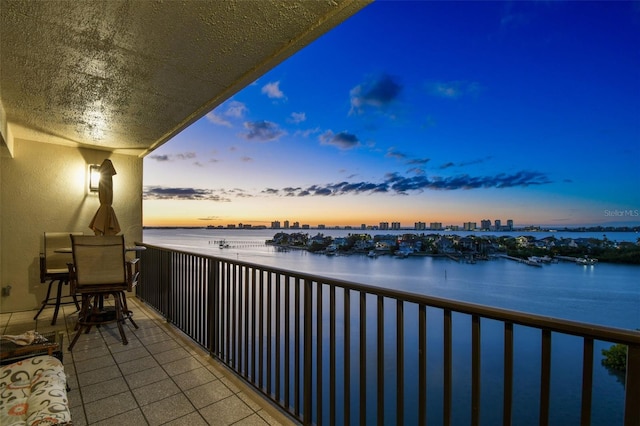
[89, 164, 101, 192]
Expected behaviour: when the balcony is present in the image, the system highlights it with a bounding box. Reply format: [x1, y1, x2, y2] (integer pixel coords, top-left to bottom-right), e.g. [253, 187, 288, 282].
[134, 243, 640, 425]
[3, 243, 638, 425]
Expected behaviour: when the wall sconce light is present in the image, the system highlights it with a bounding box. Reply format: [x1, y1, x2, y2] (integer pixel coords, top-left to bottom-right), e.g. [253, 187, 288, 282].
[88, 164, 101, 192]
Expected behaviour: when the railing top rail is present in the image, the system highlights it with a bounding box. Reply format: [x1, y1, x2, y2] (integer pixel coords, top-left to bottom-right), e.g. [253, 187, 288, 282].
[138, 242, 640, 346]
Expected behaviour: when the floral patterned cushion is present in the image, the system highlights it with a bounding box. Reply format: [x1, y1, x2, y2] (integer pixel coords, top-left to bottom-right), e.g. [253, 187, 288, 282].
[0, 355, 71, 426]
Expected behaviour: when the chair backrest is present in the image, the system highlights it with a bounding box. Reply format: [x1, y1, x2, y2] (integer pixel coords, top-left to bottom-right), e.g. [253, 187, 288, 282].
[71, 235, 126, 289]
[44, 232, 84, 273]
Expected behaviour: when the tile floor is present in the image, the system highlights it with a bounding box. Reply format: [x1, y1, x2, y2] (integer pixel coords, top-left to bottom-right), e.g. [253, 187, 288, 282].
[1, 296, 295, 426]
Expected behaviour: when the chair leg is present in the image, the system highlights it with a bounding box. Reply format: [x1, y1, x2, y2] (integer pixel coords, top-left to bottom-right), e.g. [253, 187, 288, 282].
[51, 279, 65, 325]
[113, 292, 128, 345]
[119, 291, 138, 329]
[34, 279, 55, 320]
[72, 290, 80, 311]
[68, 295, 92, 351]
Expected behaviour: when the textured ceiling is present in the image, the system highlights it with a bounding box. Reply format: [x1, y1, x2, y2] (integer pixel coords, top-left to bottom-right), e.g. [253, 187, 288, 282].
[0, 0, 369, 156]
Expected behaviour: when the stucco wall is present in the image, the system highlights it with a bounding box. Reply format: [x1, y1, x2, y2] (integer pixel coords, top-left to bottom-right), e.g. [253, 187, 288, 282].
[0, 139, 143, 312]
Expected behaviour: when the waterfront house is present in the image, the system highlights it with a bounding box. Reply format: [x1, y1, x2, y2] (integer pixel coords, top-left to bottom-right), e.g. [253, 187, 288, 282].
[435, 235, 456, 253]
[458, 236, 477, 252]
[516, 235, 532, 248]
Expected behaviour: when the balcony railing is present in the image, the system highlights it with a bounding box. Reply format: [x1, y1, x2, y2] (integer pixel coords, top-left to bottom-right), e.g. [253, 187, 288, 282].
[136, 243, 640, 425]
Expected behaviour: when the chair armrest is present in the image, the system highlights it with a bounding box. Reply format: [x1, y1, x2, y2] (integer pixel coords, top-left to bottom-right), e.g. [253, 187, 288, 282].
[126, 258, 140, 292]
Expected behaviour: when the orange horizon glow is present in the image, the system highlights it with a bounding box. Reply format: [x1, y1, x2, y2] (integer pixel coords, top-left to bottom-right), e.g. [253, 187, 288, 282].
[142, 211, 604, 229]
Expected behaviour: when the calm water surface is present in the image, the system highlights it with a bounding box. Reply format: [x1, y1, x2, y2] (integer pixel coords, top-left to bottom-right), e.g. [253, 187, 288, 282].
[143, 228, 639, 425]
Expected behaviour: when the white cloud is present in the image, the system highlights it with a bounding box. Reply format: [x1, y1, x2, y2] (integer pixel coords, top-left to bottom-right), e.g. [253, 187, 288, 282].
[288, 112, 306, 123]
[428, 81, 482, 99]
[262, 81, 285, 99]
[206, 100, 248, 127]
[225, 101, 248, 118]
[205, 112, 232, 127]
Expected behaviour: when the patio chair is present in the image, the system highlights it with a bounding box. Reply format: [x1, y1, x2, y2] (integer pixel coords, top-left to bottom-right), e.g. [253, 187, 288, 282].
[67, 235, 139, 351]
[34, 232, 83, 325]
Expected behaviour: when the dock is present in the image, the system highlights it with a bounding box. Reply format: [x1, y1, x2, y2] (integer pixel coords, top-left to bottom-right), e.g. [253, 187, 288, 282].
[499, 254, 543, 267]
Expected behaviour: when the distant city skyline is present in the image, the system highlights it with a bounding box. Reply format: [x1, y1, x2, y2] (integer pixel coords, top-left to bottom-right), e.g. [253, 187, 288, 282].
[142, 2, 639, 228]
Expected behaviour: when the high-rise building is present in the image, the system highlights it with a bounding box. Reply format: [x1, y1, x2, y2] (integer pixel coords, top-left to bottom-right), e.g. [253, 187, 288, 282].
[318, 224, 325, 229]
[463, 222, 477, 231]
[292, 221, 300, 229]
[507, 219, 514, 231]
[391, 222, 401, 230]
[271, 221, 281, 229]
[430, 222, 443, 230]
[415, 222, 426, 230]
[495, 219, 501, 230]
[361, 224, 367, 230]
[380, 222, 389, 230]
[481, 219, 491, 230]
[284, 220, 290, 229]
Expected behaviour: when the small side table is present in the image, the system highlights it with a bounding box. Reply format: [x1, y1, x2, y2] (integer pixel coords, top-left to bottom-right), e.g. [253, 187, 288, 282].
[0, 331, 64, 365]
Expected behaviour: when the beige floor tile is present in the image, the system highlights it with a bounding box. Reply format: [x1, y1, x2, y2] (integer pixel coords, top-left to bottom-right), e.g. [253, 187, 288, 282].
[69, 404, 88, 426]
[219, 376, 241, 393]
[91, 408, 149, 426]
[132, 377, 181, 406]
[112, 346, 151, 364]
[162, 411, 208, 426]
[69, 339, 110, 357]
[256, 409, 286, 426]
[183, 380, 233, 409]
[233, 413, 270, 426]
[109, 338, 145, 354]
[118, 355, 159, 375]
[141, 393, 195, 426]
[144, 337, 180, 353]
[125, 365, 169, 389]
[153, 346, 192, 364]
[198, 395, 254, 426]
[75, 353, 116, 374]
[172, 366, 217, 391]
[237, 391, 262, 411]
[162, 356, 204, 377]
[83, 391, 138, 423]
[81, 376, 129, 403]
[77, 364, 123, 387]
[67, 385, 84, 409]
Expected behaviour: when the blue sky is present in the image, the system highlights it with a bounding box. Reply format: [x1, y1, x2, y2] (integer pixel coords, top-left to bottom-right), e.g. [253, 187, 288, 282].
[143, 1, 640, 228]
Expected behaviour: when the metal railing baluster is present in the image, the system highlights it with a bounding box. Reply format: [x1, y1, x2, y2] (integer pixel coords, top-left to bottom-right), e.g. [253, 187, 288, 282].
[360, 291, 367, 426]
[316, 281, 323, 426]
[581, 337, 593, 425]
[504, 322, 513, 426]
[418, 304, 426, 426]
[330, 285, 336, 425]
[377, 295, 384, 426]
[397, 300, 404, 426]
[540, 329, 552, 426]
[344, 288, 351, 426]
[444, 309, 452, 426]
[472, 314, 481, 426]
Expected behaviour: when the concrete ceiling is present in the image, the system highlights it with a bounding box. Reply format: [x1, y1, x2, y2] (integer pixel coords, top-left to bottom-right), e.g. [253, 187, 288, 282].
[0, 0, 369, 156]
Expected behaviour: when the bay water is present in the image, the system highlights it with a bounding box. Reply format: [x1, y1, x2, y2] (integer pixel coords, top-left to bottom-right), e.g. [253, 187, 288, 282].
[143, 228, 639, 425]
